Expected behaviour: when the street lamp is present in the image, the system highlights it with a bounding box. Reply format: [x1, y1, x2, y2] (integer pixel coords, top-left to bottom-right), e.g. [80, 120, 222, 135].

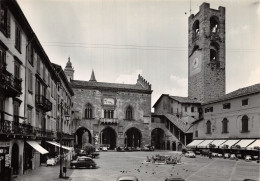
[58, 98, 70, 178]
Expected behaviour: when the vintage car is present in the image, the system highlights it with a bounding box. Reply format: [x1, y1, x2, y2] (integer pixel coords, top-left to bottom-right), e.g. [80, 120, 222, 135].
[46, 158, 56, 166]
[116, 175, 138, 181]
[185, 151, 196, 158]
[70, 156, 97, 169]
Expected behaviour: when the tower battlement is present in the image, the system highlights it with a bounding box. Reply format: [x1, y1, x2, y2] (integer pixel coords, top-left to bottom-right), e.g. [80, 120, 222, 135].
[137, 74, 151, 90]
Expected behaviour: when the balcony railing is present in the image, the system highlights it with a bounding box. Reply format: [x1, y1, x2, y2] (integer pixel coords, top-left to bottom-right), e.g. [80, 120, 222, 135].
[100, 118, 118, 125]
[0, 119, 33, 136]
[34, 127, 55, 138]
[0, 69, 22, 97]
[35, 95, 52, 112]
[57, 131, 74, 140]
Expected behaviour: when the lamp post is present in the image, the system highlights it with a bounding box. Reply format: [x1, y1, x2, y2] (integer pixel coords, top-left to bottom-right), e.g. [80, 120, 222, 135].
[59, 99, 70, 178]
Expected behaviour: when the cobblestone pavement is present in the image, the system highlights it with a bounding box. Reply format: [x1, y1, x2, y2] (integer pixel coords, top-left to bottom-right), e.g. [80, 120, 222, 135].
[14, 151, 260, 181]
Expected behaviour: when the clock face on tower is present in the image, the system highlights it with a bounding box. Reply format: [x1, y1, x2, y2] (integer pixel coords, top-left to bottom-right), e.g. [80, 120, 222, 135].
[189, 51, 201, 76]
[192, 57, 199, 69]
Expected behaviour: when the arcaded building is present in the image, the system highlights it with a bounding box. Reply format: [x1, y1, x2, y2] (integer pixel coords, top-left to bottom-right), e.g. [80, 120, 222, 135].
[65, 61, 152, 149]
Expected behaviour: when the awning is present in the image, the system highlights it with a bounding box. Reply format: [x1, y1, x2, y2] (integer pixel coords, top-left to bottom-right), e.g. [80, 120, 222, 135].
[209, 140, 227, 148]
[186, 140, 204, 148]
[219, 139, 239, 149]
[233, 139, 256, 149]
[197, 140, 214, 148]
[26, 141, 48, 154]
[46, 141, 73, 151]
[247, 139, 260, 150]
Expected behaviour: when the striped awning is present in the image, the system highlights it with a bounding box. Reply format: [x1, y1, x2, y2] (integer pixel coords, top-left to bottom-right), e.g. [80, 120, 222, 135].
[209, 140, 227, 148]
[219, 139, 239, 149]
[26, 141, 48, 154]
[233, 139, 256, 149]
[197, 140, 214, 148]
[46, 141, 73, 151]
[186, 140, 204, 148]
[247, 139, 260, 150]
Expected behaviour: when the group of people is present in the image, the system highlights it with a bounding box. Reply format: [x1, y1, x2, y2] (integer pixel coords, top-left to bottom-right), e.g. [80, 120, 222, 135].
[145, 154, 183, 164]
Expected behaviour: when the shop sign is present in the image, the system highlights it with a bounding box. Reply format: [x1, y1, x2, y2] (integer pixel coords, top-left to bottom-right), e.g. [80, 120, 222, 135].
[5, 154, 11, 167]
[0, 141, 10, 147]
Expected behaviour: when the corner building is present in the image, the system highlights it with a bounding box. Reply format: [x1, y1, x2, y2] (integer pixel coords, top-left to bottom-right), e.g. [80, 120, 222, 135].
[65, 62, 152, 150]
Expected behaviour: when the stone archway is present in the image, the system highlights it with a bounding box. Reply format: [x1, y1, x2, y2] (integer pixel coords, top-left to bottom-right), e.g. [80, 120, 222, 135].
[100, 126, 117, 150]
[177, 143, 182, 151]
[75, 127, 92, 149]
[151, 128, 165, 150]
[172, 142, 176, 151]
[125, 127, 142, 148]
[11, 143, 19, 175]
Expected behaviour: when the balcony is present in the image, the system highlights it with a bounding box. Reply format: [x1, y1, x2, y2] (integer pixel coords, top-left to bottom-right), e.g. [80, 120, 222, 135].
[57, 131, 74, 140]
[33, 127, 55, 138]
[35, 95, 52, 112]
[0, 119, 33, 136]
[100, 118, 118, 125]
[0, 69, 22, 97]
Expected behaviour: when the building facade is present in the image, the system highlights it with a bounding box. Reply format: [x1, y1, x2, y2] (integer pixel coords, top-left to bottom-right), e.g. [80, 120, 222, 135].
[0, 1, 74, 179]
[65, 62, 152, 150]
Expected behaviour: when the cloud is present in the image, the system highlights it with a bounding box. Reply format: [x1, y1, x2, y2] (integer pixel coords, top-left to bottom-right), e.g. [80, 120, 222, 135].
[248, 67, 260, 86]
[115, 69, 143, 84]
[168, 74, 188, 96]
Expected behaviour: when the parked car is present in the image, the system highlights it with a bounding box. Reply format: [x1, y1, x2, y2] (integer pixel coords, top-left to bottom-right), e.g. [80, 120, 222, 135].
[224, 153, 230, 159]
[230, 154, 237, 160]
[88, 152, 100, 158]
[217, 153, 223, 157]
[70, 156, 97, 169]
[185, 151, 196, 158]
[141, 145, 154, 151]
[165, 177, 185, 181]
[100, 145, 109, 151]
[116, 175, 138, 181]
[46, 158, 56, 166]
[116, 147, 125, 152]
[134, 147, 141, 151]
[125, 147, 134, 152]
[245, 155, 252, 162]
[211, 152, 218, 157]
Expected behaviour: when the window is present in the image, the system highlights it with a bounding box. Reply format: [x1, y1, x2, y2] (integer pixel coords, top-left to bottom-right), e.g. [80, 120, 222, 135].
[192, 20, 200, 41]
[104, 110, 114, 119]
[191, 107, 194, 112]
[125, 106, 133, 120]
[48, 73, 50, 86]
[36, 111, 40, 127]
[206, 120, 211, 134]
[14, 60, 20, 79]
[223, 103, 231, 109]
[222, 118, 228, 133]
[205, 107, 213, 113]
[15, 25, 21, 52]
[13, 100, 20, 125]
[37, 55, 40, 73]
[242, 99, 248, 106]
[51, 81, 53, 97]
[27, 106, 33, 124]
[27, 44, 34, 66]
[210, 16, 220, 33]
[0, 45, 6, 69]
[241, 115, 249, 132]
[85, 103, 92, 119]
[43, 64, 46, 81]
[28, 69, 33, 93]
[185, 106, 187, 112]
[0, 3, 10, 37]
[195, 130, 198, 137]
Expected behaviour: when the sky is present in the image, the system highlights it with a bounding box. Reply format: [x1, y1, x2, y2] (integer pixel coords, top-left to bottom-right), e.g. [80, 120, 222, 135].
[17, 0, 260, 108]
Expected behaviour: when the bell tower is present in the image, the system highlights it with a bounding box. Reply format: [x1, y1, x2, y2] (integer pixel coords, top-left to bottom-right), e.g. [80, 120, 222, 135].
[188, 3, 226, 103]
[64, 57, 74, 82]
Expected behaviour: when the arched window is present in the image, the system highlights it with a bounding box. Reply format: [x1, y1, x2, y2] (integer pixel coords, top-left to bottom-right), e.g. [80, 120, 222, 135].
[242, 115, 249, 132]
[85, 103, 92, 119]
[222, 118, 228, 133]
[192, 20, 200, 41]
[210, 16, 220, 33]
[206, 120, 211, 134]
[126, 106, 133, 120]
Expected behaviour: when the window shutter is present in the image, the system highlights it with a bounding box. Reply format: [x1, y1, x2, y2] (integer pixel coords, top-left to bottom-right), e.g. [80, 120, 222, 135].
[6, 10, 10, 37]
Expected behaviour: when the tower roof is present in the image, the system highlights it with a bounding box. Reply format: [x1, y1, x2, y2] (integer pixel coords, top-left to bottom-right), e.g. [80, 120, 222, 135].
[65, 57, 72, 69]
[89, 70, 97, 82]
